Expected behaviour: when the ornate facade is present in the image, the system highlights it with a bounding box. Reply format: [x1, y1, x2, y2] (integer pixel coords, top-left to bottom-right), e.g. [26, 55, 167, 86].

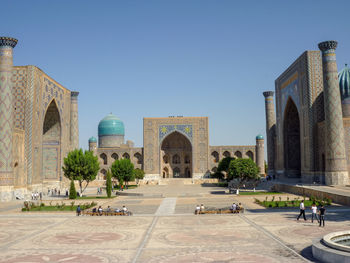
[264, 40, 350, 185]
[0, 37, 79, 201]
[90, 116, 265, 181]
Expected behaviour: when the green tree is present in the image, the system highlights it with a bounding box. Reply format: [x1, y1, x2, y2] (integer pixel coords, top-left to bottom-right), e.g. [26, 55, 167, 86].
[134, 168, 145, 184]
[111, 158, 135, 187]
[69, 180, 77, 199]
[227, 158, 259, 188]
[106, 169, 112, 198]
[217, 157, 235, 173]
[62, 149, 100, 194]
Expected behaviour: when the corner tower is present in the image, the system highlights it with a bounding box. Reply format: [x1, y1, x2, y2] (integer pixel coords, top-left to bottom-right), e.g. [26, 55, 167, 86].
[318, 40, 349, 185]
[263, 91, 276, 177]
[70, 91, 79, 149]
[0, 37, 17, 189]
[255, 135, 265, 176]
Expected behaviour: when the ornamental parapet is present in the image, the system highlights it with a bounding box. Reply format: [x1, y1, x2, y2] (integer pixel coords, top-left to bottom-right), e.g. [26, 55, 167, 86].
[0, 37, 18, 48]
[318, 40, 338, 52]
[263, 91, 274, 98]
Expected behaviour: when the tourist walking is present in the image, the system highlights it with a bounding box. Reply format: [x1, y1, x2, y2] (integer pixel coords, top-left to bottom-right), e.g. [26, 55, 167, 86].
[76, 205, 81, 216]
[297, 200, 307, 221]
[319, 205, 326, 227]
[311, 203, 319, 223]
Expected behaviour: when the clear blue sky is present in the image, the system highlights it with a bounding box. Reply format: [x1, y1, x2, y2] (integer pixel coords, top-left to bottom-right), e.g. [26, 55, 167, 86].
[2, 1, 350, 149]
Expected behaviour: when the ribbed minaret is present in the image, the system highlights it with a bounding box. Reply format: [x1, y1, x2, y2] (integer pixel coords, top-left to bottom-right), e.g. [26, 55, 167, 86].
[255, 135, 265, 176]
[263, 91, 276, 177]
[88, 137, 97, 155]
[70, 91, 79, 150]
[0, 37, 17, 187]
[318, 40, 349, 185]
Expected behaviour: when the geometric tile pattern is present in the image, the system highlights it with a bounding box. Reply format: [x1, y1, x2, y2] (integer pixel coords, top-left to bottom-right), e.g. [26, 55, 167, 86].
[263, 91, 276, 174]
[0, 46, 14, 184]
[159, 124, 193, 142]
[42, 77, 64, 117]
[70, 92, 79, 150]
[319, 43, 348, 172]
[11, 68, 27, 129]
[24, 66, 35, 185]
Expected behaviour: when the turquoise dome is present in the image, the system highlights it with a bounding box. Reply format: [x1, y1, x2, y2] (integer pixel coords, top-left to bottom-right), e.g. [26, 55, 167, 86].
[256, 134, 264, 140]
[98, 114, 125, 136]
[88, 136, 97, 143]
[339, 64, 350, 100]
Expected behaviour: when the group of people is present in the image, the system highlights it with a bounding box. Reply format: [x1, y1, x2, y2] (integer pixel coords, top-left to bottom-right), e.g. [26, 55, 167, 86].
[297, 200, 326, 227]
[230, 202, 243, 212]
[76, 205, 129, 216]
[195, 204, 205, 214]
[31, 192, 42, 200]
[47, 188, 70, 197]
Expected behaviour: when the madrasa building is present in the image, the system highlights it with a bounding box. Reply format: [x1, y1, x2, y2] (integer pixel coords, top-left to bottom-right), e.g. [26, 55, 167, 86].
[263, 40, 350, 186]
[89, 116, 265, 182]
[0, 37, 79, 201]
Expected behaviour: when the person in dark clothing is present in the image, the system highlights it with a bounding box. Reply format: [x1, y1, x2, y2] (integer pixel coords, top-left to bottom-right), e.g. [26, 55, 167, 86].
[319, 205, 326, 227]
[76, 205, 81, 216]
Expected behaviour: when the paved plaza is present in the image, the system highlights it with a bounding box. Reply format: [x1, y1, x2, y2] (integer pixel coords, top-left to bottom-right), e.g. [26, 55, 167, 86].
[1, 183, 350, 262]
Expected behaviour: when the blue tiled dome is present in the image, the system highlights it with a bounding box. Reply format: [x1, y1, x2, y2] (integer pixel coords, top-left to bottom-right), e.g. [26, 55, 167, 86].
[88, 136, 97, 143]
[98, 114, 125, 136]
[256, 134, 264, 140]
[339, 64, 350, 100]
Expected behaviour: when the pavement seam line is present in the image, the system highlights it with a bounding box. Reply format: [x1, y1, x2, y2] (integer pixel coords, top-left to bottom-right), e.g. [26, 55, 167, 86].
[239, 214, 311, 262]
[0, 216, 71, 251]
[132, 216, 158, 263]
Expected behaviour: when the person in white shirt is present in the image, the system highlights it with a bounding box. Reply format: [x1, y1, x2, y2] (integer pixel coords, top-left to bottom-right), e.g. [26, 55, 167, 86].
[297, 200, 307, 221]
[200, 204, 205, 213]
[231, 203, 237, 212]
[311, 203, 319, 223]
[195, 205, 200, 215]
[122, 205, 128, 215]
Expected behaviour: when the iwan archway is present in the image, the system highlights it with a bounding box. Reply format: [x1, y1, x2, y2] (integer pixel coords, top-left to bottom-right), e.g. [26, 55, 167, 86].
[283, 98, 301, 177]
[160, 131, 192, 178]
[42, 100, 61, 181]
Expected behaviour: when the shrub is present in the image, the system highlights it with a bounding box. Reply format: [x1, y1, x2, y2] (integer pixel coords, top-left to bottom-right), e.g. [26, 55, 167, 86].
[69, 180, 77, 199]
[272, 196, 275, 202]
[106, 169, 112, 198]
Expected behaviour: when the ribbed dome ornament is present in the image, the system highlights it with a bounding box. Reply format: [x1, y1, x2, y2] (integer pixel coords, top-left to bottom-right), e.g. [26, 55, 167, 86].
[98, 113, 125, 136]
[339, 64, 350, 100]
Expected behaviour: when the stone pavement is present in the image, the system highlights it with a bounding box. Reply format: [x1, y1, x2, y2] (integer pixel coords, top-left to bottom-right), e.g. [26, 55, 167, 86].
[1, 183, 350, 262]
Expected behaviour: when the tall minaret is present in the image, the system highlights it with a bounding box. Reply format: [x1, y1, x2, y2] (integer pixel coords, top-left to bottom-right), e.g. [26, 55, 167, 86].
[0, 37, 17, 187]
[255, 135, 265, 176]
[70, 91, 79, 150]
[263, 91, 276, 177]
[318, 40, 349, 185]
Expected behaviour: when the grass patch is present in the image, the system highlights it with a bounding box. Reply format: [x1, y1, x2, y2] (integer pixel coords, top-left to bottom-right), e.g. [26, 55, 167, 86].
[239, 191, 281, 195]
[254, 196, 332, 208]
[217, 182, 228, 187]
[22, 205, 80, 212]
[22, 201, 97, 212]
[77, 195, 117, 199]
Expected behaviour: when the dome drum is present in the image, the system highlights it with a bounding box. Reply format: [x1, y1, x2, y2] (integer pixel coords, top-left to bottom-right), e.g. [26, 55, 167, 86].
[99, 134, 124, 148]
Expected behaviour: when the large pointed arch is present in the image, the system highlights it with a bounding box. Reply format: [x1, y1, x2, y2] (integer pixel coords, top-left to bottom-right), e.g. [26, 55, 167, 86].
[42, 99, 61, 180]
[283, 98, 301, 177]
[160, 131, 192, 178]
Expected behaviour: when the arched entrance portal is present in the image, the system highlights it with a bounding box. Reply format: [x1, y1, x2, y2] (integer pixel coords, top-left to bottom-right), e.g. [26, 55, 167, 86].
[42, 100, 61, 180]
[283, 99, 301, 177]
[161, 131, 192, 178]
